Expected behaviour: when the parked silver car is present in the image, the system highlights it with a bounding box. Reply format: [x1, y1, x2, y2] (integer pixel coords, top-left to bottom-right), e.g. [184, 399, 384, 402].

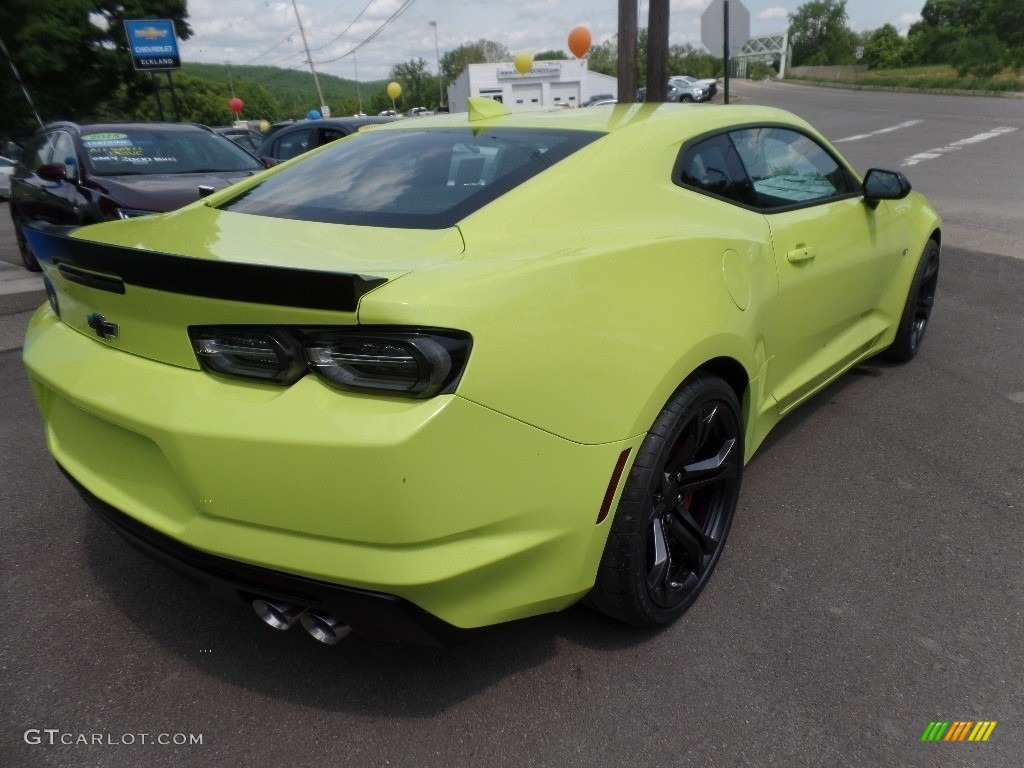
[669, 75, 718, 102]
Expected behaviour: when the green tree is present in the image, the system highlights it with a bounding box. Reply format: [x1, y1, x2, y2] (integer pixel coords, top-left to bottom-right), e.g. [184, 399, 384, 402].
[534, 50, 568, 61]
[951, 35, 1008, 76]
[907, 0, 1024, 67]
[788, 0, 858, 66]
[439, 39, 509, 86]
[863, 24, 907, 69]
[129, 72, 281, 124]
[390, 57, 439, 109]
[0, 0, 191, 125]
[585, 37, 617, 77]
[668, 43, 722, 79]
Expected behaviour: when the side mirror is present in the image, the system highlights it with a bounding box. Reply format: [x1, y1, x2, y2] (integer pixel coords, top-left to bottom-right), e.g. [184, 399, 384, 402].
[260, 156, 278, 168]
[863, 168, 912, 207]
[37, 163, 67, 182]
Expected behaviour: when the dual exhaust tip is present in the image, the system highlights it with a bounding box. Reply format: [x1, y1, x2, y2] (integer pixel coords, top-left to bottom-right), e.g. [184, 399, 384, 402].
[251, 599, 351, 645]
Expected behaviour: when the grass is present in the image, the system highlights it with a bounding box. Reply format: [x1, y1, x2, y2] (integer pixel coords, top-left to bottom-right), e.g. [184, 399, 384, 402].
[789, 65, 1024, 94]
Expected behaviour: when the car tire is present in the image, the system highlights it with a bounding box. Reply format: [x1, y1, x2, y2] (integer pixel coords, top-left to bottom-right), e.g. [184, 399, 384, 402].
[12, 208, 41, 272]
[680, 94, 694, 103]
[587, 374, 743, 627]
[881, 239, 939, 363]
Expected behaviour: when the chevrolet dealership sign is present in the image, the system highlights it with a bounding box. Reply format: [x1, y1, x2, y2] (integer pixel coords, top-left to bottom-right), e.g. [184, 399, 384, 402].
[124, 19, 181, 71]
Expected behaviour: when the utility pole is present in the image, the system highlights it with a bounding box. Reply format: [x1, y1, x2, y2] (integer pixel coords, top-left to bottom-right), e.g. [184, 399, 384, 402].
[646, 0, 669, 101]
[429, 21, 444, 108]
[723, 0, 730, 104]
[290, 0, 327, 114]
[617, 0, 637, 102]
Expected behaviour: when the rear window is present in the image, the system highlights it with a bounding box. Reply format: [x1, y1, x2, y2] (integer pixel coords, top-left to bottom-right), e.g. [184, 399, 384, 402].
[83, 128, 264, 176]
[219, 128, 602, 229]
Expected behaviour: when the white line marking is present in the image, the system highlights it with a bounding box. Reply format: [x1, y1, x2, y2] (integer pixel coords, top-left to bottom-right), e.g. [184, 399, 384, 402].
[902, 126, 1018, 166]
[834, 120, 922, 143]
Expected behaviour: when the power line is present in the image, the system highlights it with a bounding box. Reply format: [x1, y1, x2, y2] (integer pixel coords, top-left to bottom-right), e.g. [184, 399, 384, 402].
[236, 27, 300, 66]
[314, 0, 418, 66]
[307, 0, 378, 53]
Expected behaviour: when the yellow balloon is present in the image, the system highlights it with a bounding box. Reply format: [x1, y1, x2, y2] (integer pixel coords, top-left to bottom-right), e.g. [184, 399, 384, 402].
[514, 51, 534, 75]
[387, 81, 402, 100]
[258, 120, 270, 132]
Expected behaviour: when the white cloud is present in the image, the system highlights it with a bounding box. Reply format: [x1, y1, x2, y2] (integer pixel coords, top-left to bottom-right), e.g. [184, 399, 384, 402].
[758, 7, 788, 21]
[898, 12, 921, 29]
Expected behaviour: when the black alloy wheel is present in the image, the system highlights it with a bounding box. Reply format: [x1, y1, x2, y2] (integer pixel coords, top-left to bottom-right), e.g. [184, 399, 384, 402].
[588, 374, 743, 627]
[13, 209, 41, 272]
[883, 239, 939, 362]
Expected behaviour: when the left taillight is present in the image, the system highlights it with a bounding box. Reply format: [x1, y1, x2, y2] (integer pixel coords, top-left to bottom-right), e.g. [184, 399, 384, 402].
[190, 329, 306, 384]
[188, 327, 471, 398]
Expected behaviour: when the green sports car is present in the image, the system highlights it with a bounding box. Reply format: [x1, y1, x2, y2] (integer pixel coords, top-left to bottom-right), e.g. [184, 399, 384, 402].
[22, 99, 940, 646]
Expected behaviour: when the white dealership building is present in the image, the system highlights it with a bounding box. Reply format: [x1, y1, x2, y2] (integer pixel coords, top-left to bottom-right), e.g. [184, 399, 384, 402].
[446, 60, 618, 111]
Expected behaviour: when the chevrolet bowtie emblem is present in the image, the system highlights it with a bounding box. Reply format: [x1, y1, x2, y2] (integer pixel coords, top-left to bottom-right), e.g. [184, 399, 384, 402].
[136, 26, 168, 40]
[87, 312, 119, 339]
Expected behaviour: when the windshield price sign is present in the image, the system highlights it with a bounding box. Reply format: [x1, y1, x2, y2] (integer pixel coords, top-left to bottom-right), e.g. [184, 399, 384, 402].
[124, 19, 181, 70]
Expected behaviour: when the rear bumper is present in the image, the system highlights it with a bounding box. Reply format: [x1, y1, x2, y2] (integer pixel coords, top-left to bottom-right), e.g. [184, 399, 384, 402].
[24, 308, 641, 630]
[64, 466, 465, 646]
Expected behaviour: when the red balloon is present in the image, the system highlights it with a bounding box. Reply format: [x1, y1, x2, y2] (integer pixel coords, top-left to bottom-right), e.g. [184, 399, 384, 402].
[568, 26, 591, 58]
[229, 97, 244, 114]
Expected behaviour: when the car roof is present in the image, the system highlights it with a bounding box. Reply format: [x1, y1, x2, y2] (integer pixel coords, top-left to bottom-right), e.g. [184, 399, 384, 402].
[368, 102, 813, 142]
[273, 116, 398, 133]
[40, 121, 214, 137]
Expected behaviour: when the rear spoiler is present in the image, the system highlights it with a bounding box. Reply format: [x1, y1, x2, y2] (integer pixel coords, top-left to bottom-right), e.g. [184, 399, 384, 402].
[24, 225, 386, 312]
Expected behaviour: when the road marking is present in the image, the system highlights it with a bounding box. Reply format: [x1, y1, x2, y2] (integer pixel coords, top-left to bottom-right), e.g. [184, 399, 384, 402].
[901, 126, 1018, 166]
[834, 120, 922, 143]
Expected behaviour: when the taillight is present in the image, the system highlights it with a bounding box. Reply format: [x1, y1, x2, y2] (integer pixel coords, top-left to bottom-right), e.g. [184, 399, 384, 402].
[188, 327, 471, 398]
[191, 330, 305, 384]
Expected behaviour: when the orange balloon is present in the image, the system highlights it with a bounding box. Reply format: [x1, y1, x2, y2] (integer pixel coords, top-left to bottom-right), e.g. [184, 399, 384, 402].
[568, 26, 591, 58]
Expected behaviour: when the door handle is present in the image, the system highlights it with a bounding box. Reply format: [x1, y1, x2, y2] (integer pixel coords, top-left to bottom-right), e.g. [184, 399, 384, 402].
[787, 246, 817, 264]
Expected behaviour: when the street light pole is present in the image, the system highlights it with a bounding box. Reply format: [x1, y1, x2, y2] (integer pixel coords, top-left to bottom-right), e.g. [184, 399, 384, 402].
[429, 21, 443, 108]
[354, 51, 363, 114]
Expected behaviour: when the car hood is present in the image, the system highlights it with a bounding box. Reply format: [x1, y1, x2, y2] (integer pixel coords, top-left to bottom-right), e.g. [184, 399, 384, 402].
[90, 170, 260, 213]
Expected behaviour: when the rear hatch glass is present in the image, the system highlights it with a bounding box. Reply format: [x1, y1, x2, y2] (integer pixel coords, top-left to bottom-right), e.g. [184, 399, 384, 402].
[219, 127, 602, 229]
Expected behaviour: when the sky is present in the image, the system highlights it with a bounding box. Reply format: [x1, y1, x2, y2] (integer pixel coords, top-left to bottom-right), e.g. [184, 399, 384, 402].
[178, 0, 927, 82]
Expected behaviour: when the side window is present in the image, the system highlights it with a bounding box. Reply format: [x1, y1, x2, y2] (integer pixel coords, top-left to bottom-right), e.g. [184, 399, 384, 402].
[274, 130, 312, 161]
[318, 128, 347, 145]
[23, 134, 55, 172]
[51, 132, 78, 176]
[677, 133, 755, 206]
[730, 127, 855, 208]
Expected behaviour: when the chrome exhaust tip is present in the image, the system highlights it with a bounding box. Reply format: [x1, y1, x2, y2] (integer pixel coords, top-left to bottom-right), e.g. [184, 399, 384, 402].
[252, 599, 305, 630]
[299, 610, 352, 645]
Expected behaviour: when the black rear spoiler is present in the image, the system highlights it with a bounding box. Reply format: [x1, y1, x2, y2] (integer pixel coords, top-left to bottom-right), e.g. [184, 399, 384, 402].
[24, 225, 387, 312]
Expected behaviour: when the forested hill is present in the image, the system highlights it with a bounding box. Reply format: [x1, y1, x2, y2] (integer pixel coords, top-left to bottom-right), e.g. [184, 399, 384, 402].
[182, 62, 385, 113]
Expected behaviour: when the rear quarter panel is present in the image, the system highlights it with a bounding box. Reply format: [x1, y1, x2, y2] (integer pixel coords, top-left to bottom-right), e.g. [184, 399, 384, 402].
[359, 121, 780, 447]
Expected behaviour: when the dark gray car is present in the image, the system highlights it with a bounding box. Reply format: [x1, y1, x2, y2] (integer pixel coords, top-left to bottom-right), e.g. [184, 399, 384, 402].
[255, 117, 398, 162]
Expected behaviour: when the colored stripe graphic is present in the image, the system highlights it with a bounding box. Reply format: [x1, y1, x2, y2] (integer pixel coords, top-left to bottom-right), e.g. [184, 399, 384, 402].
[946, 721, 972, 741]
[922, 721, 997, 742]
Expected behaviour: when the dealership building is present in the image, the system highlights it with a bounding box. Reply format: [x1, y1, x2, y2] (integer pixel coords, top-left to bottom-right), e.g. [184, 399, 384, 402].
[446, 60, 618, 111]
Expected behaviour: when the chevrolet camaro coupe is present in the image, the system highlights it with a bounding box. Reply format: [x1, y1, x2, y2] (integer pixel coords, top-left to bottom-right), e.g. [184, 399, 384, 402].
[22, 99, 940, 646]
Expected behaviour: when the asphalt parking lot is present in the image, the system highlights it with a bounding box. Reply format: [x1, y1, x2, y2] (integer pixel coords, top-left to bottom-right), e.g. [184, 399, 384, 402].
[1, 82, 1022, 767]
